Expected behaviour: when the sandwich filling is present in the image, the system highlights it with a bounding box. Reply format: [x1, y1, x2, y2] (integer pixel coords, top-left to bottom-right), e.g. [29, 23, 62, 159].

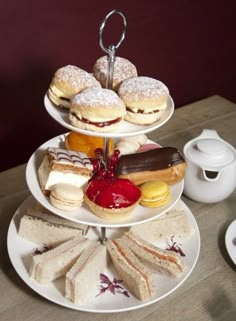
[26, 214, 85, 231]
[112, 240, 152, 297]
[70, 243, 99, 302]
[30, 236, 88, 283]
[124, 233, 183, 272]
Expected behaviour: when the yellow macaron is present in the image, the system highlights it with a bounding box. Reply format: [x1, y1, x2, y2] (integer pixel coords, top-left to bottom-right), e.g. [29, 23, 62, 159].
[139, 180, 170, 208]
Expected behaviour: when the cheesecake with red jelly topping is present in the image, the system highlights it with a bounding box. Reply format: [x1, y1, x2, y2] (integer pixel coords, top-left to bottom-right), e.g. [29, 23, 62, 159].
[84, 178, 141, 221]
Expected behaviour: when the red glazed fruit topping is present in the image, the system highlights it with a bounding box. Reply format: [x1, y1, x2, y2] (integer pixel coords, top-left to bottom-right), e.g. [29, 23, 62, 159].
[86, 178, 141, 209]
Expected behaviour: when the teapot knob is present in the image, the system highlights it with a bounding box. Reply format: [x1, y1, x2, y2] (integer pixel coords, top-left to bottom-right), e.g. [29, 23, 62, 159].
[197, 139, 227, 155]
[198, 129, 221, 140]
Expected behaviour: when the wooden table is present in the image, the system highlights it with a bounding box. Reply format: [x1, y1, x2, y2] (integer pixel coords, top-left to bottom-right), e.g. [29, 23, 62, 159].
[0, 95, 235, 321]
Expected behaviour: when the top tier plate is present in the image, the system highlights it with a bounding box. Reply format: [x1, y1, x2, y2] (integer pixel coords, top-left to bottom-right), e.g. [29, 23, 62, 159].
[44, 94, 174, 138]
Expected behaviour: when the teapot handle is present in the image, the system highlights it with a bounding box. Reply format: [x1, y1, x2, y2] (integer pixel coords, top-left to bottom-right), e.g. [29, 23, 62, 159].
[202, 168, 221, 182]
[198, 129, 221, 140]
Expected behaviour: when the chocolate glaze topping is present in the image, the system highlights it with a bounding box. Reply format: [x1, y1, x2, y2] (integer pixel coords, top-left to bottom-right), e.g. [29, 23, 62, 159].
[116, 147, 185, 175]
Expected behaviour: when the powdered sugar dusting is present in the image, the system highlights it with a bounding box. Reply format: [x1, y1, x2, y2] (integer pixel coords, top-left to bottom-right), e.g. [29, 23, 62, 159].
[118, 76, 169, 101]
[72, 88, 126, 108]
[93, 56, 137, 83]
[54, 65, 101, 90]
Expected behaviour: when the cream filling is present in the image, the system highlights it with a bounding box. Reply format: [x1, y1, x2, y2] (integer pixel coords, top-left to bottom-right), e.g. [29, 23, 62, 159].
[50, 193, 83, 207]
[70, 110, 120, 123]
[141, 191, 170, 203]
[48, 91, 70, 108]
[38, 156, 90, 192]
[129, 102, 167, 113]
[46, 172, 90, 190]
[50, 85, 70, 99]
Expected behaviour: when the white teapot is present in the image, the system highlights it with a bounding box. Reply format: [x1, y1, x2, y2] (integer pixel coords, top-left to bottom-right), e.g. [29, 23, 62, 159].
[183, 129, 236, 203]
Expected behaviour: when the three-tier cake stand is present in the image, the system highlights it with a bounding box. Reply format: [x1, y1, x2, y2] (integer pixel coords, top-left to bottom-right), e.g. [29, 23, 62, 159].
[7, 10, 200, 313]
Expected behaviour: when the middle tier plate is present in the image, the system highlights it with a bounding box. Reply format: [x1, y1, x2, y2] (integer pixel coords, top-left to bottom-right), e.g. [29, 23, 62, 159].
[26, 133, 184, 228]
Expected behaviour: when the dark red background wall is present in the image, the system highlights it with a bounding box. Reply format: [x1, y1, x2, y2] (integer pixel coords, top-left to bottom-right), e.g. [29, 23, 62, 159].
[0, 0, 235, 172]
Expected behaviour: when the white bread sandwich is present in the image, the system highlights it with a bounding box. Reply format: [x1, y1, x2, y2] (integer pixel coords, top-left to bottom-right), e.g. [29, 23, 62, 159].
[29, 235, 91, 284]
[18, 202, 89, 246]
[106, 238, 154, 301]
[65, 242, 107, 304]
[130, 207, 193, 243]
[121, 231, 185, 277]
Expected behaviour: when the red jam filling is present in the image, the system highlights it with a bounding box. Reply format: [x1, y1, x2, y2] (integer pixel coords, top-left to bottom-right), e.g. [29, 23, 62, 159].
[71, 112, 122, 127]
[86, 178, 141, 209]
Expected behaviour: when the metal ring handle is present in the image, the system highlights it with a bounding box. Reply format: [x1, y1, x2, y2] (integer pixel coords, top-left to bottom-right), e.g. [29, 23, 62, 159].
[99, 10, 127, 54]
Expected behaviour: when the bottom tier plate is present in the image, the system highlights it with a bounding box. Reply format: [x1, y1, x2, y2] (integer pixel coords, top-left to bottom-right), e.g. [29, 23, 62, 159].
[7, 196, 200, 313]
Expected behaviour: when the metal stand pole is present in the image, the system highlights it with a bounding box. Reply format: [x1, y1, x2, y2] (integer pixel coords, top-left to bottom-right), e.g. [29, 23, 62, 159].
[98, 10, 127, 244]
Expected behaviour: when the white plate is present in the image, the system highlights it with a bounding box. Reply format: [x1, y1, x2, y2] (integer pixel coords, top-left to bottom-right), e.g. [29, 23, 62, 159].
[225, 219, 236, 265]
[26, 133, 184, 228]
[44, 94, 174, 138]
[7, 196, 200, 313]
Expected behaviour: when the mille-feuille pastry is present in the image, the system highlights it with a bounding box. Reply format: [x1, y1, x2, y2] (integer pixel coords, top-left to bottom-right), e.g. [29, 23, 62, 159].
[38, 147, 93, 195]
[93, 56, 138, 91]
[69, 88, 126, 133]
[47, 65, 101, 109]
[116, 147, 186, 186]
[118, 76, 170, 125]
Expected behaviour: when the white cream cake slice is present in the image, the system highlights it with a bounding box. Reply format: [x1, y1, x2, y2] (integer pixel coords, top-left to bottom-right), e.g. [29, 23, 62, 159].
[38, 147, 93, 194]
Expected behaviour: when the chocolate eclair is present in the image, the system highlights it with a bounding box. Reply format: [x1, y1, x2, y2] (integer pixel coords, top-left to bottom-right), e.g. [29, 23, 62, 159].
[116, 147, 186, 186]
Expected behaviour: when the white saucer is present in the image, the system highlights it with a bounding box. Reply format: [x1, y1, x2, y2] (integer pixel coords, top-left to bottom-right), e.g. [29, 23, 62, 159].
[225, 219, 236, 265]
[44, 94, 174, 138]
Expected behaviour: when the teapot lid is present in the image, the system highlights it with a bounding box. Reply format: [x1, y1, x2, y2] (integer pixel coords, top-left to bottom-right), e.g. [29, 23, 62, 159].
[184, 130, 235, 168]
